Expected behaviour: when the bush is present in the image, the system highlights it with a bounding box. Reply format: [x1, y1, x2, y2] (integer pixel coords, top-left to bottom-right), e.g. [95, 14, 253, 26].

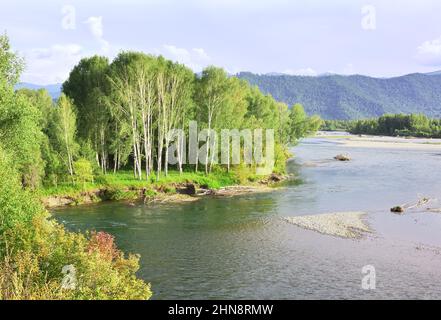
[94, 174, 110, 186]
[144, 188, 157, 198]
[107, 188, 139, 201]
[0, 148, 152, 300]
[163, 186, 176, 194]
[73, 158, 94, 191]
[233, 164, 253, 185]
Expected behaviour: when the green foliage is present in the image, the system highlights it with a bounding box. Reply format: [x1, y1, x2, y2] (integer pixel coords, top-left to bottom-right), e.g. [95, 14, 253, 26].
[195, 66, 230, 126]
[62, 56, 110, 142]
[0, 148, 43, 251]
[16, 88, 53, 127]
[73, 159, 94, 190]
[0, 148, 152, 300]
[289, 103, 322, 143]
[273, 143, 292, 174]
[48, 94, 79, 177]
[62, 56, 112, 173]
[321, 119, 355, 131]
[143, 188, 158, 198]
[0, 81, 45, 189]
[107, 189, 139, 201]
[350, 113, 441, 138]
[0, 33, 23, 85]
[232, 164, 257, 185]
[0, 34, 152, 300]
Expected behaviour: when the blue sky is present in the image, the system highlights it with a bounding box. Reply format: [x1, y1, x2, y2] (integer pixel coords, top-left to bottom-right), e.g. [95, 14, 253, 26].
[2, 0, 441, 84]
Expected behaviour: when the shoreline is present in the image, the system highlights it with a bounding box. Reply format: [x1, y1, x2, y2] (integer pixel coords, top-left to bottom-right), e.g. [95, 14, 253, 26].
[317, 131, 441, 150]
[43, 173, 290, 209]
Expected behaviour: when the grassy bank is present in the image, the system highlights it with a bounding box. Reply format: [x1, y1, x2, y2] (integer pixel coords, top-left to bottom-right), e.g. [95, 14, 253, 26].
[39, 168, 282, 207]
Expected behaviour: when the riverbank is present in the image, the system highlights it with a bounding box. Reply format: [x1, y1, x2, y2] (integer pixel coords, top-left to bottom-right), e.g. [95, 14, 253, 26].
[41, 170, 289, 208]
[316, 131, 441, 150]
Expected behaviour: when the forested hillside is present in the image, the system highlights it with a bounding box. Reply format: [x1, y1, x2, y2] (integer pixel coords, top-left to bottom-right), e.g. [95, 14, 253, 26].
[237, 72, 441, 120]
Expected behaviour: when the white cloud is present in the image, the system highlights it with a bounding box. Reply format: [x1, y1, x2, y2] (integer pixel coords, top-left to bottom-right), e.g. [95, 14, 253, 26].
[163, 45, 190, 60]
[33, 44, 82, 58]
[85, 16, 104, 38]
[22, 44, 84, 84]
[283, 67, 317, 76]
[159, 45, 211, 71]
[84, 16, 110, 54]
[192, 48, 210, 61]
[417, 36, 441, 65]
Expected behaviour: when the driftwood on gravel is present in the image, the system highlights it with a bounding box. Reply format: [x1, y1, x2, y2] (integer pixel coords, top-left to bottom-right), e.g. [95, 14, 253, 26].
[391, 197, 433, 214]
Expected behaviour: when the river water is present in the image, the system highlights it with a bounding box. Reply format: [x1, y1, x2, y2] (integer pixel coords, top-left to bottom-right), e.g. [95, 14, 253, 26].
[54, 135, 441, 299]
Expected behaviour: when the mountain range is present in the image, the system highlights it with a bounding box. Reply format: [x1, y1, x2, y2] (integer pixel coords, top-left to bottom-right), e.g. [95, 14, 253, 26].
[17, 71, 441, 120]
[237, 72, 441, 120]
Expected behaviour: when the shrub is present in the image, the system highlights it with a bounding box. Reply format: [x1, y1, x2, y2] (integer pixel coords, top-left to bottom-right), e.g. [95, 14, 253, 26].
[107, 188, 139, 201]
[163, 186, 176, 194]
[94, 174, 110, 186]
[87, 231, 120, 261]
[144, 188, 157, 198]
[0, 148, 152, 300]
[73, 158, 94, 191]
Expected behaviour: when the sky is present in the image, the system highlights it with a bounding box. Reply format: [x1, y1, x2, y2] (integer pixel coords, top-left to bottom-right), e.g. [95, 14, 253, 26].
[2, 0, 441, 84]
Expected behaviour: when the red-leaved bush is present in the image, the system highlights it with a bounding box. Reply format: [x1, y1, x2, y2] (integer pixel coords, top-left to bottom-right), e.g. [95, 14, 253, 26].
[87, 231, 121, 261]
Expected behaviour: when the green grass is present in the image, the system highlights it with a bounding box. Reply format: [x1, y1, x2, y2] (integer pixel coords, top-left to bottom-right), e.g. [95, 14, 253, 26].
[39, 182, 98, 197]
[40, 169, 240, 198]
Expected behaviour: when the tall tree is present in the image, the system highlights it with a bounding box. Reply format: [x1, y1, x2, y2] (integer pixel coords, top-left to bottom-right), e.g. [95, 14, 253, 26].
[0, 35, 44, 188]
[195, 67, 230, 174]
[162, 62, 194, 176]
[50, 94, 78, 178]
[16, 88, 53, 129]
[108, 52, 144, 180]
[63, 56, 110, 172]
[0, 33, 23, 85]
[217, 77, 248, 172]
[289, 103, 322, 143]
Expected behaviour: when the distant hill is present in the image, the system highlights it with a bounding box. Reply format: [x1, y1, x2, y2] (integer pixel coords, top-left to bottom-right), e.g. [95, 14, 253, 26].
[15, 82, 62, 100]
[426, 70, 441, 76]
[237, 72, 441, 120]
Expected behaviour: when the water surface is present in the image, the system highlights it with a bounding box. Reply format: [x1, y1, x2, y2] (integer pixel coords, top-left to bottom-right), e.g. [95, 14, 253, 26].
[54, 136, 441, 299]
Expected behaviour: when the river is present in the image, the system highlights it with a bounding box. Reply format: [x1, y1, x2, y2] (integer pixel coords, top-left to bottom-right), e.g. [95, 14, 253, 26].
[54, 135, 441, 299]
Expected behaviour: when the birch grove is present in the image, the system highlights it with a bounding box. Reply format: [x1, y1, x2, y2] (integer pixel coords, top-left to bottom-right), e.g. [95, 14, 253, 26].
[57, 51, 317, 184]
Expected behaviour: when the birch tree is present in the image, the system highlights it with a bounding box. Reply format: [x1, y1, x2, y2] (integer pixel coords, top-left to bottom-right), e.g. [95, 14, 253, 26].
[163, 62, 194, 176]
[51, 94, 78, 178]
[195, 67, 229, 174]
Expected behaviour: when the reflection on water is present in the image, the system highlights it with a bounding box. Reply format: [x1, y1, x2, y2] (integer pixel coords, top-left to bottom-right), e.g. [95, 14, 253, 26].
[54, 137, 441, 299]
